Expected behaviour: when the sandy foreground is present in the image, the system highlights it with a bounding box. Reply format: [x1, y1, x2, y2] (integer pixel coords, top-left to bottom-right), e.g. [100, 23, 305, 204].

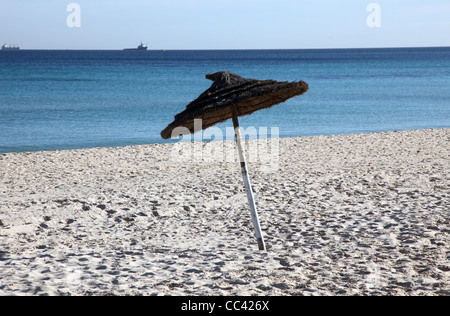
[0, 129, 449, 296]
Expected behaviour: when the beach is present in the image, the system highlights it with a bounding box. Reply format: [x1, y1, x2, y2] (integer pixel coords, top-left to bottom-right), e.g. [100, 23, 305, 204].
[0, 128, 449, 296]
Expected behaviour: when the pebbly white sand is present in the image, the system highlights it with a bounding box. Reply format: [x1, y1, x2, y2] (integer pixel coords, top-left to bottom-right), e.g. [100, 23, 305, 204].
[0, 129, 449, 296]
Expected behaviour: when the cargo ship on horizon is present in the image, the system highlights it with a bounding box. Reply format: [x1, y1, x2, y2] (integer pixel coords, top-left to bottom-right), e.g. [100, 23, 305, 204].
[2, 44, 20, 50]
[123, 42, 148, 51]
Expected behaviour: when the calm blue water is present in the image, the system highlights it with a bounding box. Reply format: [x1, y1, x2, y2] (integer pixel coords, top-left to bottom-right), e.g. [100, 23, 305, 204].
[0, 48, 449, 153]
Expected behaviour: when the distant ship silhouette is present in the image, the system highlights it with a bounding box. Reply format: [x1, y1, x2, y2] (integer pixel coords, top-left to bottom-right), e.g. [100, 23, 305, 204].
[123, 42, 148, 51]
[2, 44, 20, 51]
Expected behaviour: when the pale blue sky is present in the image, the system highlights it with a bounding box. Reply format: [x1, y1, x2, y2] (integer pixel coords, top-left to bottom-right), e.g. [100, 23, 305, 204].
[0, 0, 449, 49]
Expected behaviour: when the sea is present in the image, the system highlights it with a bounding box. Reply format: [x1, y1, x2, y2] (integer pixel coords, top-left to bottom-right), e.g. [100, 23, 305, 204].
[0, 47, 449, 154]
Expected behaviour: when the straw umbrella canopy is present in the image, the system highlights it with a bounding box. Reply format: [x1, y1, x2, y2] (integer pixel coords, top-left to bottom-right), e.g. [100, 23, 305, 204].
[161, 71, 309, 140]
[161, 71, 309, 250]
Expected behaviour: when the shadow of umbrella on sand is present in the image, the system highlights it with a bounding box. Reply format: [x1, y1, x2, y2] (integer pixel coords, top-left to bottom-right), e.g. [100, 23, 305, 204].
[161, 71, 309, 250]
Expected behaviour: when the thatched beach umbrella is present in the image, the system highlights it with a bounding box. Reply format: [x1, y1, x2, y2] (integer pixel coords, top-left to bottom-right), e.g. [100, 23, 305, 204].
[161, 71, 309, 250]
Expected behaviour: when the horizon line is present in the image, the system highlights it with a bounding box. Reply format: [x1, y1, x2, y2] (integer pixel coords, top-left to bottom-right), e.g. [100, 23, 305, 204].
[4, 45, 450, 51]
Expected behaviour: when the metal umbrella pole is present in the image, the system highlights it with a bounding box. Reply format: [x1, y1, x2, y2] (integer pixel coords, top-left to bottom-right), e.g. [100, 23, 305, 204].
[231, 105, 266, 251]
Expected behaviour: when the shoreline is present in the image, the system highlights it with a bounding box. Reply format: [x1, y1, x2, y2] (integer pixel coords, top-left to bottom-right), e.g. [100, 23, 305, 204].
[1, 128, 449, 296]
[1, 127, 449, 156]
